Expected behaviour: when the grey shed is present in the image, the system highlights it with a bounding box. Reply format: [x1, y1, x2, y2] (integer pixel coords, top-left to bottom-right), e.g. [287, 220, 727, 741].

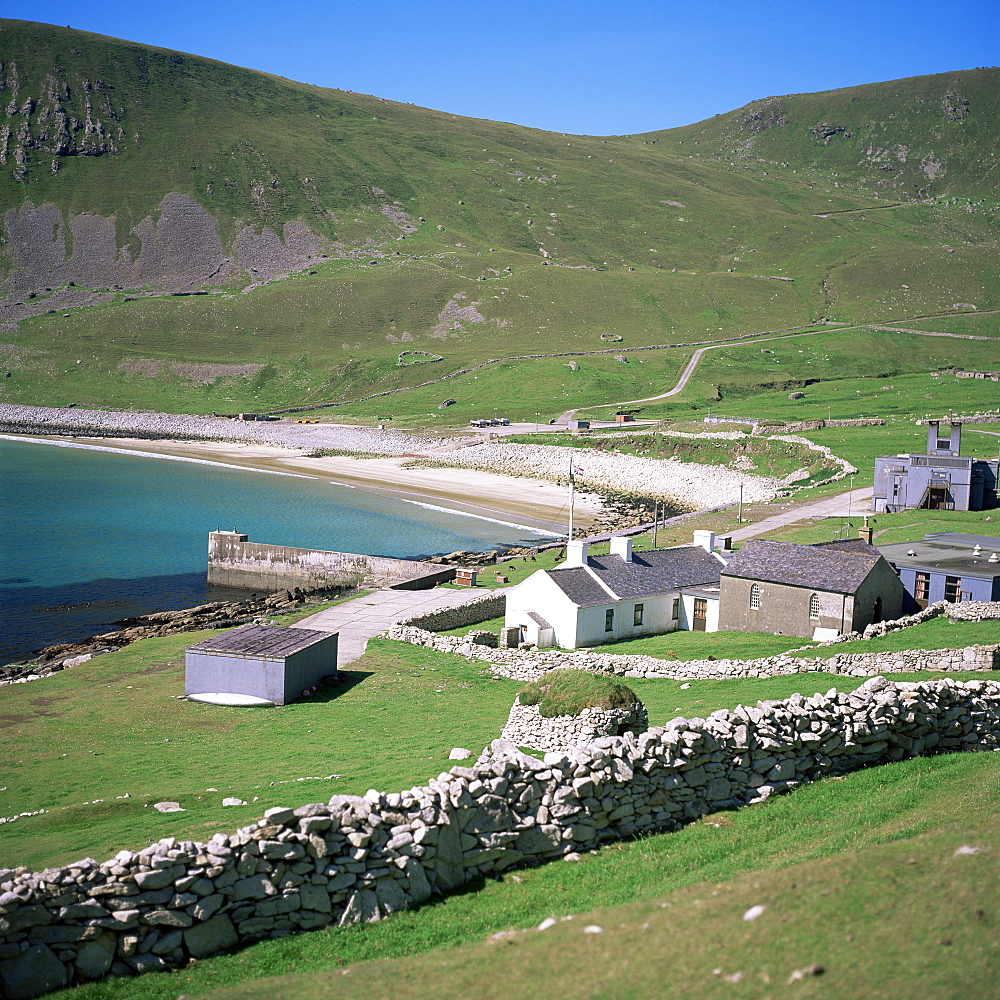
[185, 625, 338, 706]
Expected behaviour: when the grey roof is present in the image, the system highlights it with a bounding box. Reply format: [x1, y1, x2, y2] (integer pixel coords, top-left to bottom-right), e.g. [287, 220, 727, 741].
[813, 538, 875, 554]
[588, 547, 722, 599]
[546, 546, 722, 607]
[878, 532, 1000, 579]
[527, 611, 553, 629]
[187, 624, 336, 658]
[721, 539, 882, 594]
[547, 566, 616, 608]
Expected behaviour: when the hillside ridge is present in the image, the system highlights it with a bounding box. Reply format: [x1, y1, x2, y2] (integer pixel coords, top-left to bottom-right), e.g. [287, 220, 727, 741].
[0, 20, 996, 419]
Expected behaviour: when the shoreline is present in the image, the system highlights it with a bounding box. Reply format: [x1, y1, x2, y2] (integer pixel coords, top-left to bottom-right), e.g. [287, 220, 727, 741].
[2, 433, 601, 537]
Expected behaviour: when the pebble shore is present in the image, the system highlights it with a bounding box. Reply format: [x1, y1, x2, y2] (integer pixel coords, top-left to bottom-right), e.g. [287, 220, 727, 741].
[0, 404, 785, 509]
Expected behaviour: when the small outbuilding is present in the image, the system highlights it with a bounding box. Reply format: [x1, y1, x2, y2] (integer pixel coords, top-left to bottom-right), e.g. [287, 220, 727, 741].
[185, 624, 338, 706]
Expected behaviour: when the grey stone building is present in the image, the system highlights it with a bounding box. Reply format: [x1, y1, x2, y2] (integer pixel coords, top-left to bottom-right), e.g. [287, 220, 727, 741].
[872, 420, 998, 513]
[718, 538, 906, 639]
[878, 532, 1000, 608]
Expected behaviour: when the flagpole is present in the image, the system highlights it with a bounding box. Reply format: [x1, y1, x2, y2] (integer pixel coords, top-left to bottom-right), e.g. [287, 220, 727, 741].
[568, 454, 575, 541]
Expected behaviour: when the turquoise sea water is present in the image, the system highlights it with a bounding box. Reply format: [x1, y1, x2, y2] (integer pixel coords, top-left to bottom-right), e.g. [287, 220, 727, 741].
[0, 438, 546, 659]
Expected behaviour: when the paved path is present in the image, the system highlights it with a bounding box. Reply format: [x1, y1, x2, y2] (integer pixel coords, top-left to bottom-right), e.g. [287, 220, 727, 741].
[726, 486, 874, 542]
[295, 588, 492, 668]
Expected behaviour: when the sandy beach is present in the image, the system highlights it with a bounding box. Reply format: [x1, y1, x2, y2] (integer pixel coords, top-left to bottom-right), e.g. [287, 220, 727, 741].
[6, 434, 604, 535]
[0, 403, 786, 533]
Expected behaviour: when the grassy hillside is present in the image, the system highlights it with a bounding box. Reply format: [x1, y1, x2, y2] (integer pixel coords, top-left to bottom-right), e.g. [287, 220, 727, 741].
[651, 68, 1000, 200]
[0, 21, 996, 420]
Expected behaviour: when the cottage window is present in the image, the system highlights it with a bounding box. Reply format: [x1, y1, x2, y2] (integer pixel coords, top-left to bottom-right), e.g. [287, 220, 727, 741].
[944, 576, 961, 602]
[749, 583, 761, 610]
[605, 608, 614, 632]
[808, 592, 820, 620]
[633, 603, 644, 626]
[671, 598, 680, 619]
[914, 572, 930, 601]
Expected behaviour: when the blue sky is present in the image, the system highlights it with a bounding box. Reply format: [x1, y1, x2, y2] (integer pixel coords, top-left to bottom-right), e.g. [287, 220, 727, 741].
[6, 1, 998, 134]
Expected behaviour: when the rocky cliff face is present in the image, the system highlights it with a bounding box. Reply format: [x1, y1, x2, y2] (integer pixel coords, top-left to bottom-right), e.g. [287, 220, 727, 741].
[0, 59, 124, 181]
[0, 193, 329, 322]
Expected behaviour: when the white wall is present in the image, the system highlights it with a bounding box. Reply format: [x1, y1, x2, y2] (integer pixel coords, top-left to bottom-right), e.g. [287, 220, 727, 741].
[574, 592, 679, 648]
[679, 593, 720, 633]
[505, 573, 686, 649]
[504, 571, 581, 648]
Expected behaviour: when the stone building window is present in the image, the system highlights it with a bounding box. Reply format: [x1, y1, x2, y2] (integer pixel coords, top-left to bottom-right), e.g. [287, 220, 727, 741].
[749, 583, 761, 610]
[944, 576, 961, 602]
[809, 592, 820, 619]
[633, 603, 644, 626]
[605, 608, 614, 632]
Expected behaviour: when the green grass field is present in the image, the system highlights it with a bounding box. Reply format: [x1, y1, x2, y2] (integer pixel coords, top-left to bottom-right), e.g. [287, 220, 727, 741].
[0, 590, 995, 999]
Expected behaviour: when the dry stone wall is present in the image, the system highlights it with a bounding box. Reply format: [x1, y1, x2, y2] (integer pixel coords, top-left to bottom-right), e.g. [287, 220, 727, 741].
[501, 698, 649, 752]
[1, 675, 999, 998]
[383, 623, 1000, 683]
[392, 591, 505, 632]
[384, 599, 1000, 684]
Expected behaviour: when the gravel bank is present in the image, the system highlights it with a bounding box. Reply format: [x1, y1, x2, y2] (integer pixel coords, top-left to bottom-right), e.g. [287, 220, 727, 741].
[433, 439, 783, 508]
[1, 404, 784, 509]
[0, 404, 435, 456]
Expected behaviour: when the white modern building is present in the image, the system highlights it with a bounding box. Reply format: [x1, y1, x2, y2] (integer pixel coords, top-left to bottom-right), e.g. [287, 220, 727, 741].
[504, 532, 726, 650]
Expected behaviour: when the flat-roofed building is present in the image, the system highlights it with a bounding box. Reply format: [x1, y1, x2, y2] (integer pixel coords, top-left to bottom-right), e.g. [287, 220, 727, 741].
[878, 532, 1000, 608]
[185, 624, 338, 706]
[872, 421, 998, 513]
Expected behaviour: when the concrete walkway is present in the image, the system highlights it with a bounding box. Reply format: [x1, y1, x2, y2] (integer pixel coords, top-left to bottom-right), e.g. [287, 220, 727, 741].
[295, 588, 492, 668]
[727, 486, 874, 542]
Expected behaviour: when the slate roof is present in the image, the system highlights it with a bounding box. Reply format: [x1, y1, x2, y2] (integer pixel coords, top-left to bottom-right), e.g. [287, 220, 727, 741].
[720, 539, 881, 594]
[814, 538, 875, 554]
[187, 624, 336, 658]
[546, 546, 722, 607]
[546, 566, 615, 608]
[527, 611, 553, 629]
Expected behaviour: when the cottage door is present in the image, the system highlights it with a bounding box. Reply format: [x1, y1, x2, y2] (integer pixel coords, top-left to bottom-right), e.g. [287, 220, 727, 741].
[693, 598, 708, 632]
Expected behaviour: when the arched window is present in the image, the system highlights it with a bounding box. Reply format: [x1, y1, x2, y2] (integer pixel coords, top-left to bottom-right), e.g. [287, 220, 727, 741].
[809, 592, 820, 619]
[749, 583, 761, 610]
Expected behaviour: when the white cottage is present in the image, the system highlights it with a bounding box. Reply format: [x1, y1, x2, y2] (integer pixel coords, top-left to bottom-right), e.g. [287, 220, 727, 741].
[504, 532, 727, 650]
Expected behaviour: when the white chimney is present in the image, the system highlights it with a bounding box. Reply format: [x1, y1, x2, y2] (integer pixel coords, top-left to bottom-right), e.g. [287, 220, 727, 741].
[563, 539, 590, 567]
[693, 530, 716, 553]
[610, 536, 633, 562]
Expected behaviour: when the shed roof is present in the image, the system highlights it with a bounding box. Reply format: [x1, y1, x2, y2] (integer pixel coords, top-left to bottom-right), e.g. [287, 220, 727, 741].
[187, 624, 336, 658]
[721, 539, 881, 594]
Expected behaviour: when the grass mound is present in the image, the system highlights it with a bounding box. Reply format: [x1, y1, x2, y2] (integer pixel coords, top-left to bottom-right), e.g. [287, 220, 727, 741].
[518, 670, 640, 717]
